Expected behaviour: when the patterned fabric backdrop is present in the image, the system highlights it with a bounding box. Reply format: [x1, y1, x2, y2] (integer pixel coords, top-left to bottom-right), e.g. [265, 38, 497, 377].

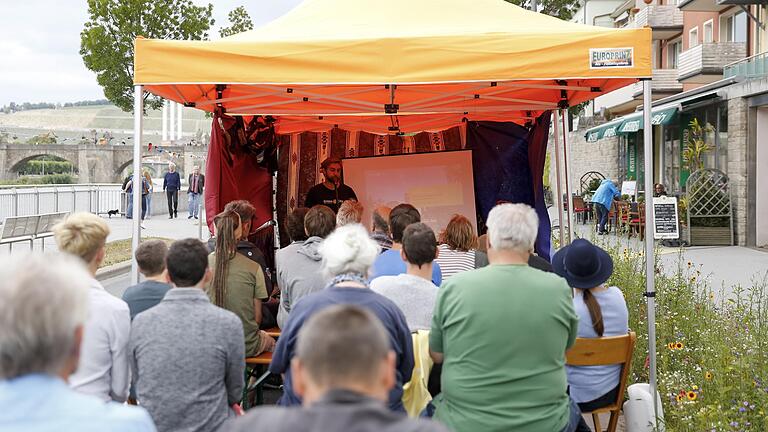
[276, 126, 465, 246]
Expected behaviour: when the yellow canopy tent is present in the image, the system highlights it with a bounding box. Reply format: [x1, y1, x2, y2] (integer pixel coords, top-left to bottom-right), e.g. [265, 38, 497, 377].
[131, 1, 660, 420]
[134, 0, 651, 133]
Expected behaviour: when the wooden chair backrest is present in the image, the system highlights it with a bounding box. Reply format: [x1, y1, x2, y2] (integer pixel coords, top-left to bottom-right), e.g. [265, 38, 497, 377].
[572, 195, 585, 208]
[566, 332, 636, 367]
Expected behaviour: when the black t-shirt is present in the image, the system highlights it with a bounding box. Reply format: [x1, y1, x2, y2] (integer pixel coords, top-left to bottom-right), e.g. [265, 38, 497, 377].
[304, 183, 357, 213]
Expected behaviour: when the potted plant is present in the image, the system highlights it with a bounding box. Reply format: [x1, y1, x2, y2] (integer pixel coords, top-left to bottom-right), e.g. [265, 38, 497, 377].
[683, 119, 732, 246]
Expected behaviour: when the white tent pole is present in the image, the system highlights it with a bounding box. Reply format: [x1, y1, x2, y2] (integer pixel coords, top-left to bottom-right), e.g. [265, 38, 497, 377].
[162, 100, 168, 141]
[562, 112, 575, 244]
[170, 101, 176, 141]
[552, 110, 565, 247]
[178, 103, 183, 141]
[130, 85, 144, 285]
[642, 79, 658, 423]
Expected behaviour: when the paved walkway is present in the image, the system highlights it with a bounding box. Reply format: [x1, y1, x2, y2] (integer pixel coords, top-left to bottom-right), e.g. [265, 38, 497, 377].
[566, 221, 768, 299]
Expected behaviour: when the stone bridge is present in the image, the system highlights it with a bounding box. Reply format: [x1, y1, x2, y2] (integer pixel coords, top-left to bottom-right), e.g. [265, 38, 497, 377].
[0, 144, 207, 183]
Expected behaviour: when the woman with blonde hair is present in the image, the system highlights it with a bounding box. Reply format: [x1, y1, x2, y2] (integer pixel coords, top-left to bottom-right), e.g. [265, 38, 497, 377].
[207, 209, 275, 356]
[143, 171, 153, 219]
[435, 214, 488, 279]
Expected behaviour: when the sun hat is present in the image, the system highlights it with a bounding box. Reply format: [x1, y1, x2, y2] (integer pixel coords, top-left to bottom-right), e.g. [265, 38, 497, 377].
[551, 238, 614, 289]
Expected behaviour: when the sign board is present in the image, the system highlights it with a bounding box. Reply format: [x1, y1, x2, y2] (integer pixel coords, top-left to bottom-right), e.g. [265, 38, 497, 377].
[621, 180, 637, 197]
[590, 48, 634, 69]
[652, 196, 680, 240]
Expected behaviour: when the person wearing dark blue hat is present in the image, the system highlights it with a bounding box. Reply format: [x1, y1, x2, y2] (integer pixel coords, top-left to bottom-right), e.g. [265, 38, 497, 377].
[552, 239, 629, 413]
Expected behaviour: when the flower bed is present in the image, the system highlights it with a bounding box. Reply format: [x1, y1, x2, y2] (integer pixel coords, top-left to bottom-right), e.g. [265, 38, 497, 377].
[603, 243, 768, 431]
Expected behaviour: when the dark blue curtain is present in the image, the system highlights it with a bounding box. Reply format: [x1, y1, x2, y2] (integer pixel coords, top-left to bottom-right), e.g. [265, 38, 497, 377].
[467, 113, 552, 260]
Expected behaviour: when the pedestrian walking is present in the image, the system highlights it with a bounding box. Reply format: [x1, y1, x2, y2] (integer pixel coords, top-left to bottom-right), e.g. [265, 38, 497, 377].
[143, 171, 153, 220]
[188, 166, 204, 219]
[163, 163, 181, 219]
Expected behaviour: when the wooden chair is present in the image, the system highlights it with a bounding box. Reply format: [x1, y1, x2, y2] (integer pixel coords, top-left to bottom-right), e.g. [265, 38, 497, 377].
[566, 332, 637, 432]
[615, 201, 630, 235]
[264, 327, 281, 338]
[627, 202, 645, 240]
[572, 195, 590, 224]
[242, 351, 273, 409]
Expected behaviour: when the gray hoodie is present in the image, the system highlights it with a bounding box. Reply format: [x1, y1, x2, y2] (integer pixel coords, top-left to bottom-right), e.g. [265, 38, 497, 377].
[276, 236, 329, 328]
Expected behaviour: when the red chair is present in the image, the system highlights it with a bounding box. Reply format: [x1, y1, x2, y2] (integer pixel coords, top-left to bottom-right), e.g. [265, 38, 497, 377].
[572, 196, 590, 224]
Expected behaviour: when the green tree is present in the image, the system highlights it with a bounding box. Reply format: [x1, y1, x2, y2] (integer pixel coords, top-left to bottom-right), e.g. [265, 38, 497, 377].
[80, 0, 215, 113]
[504, 0, 580, 21]
[219, 6, 254, 38]
[26, 132, 58, 145]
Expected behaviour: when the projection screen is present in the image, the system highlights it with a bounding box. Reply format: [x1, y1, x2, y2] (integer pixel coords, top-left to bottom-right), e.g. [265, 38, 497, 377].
[342, 150, 477, 235]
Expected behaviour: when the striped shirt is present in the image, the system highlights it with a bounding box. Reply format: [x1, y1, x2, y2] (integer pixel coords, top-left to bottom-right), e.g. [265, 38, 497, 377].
[436, 244, 476, 280]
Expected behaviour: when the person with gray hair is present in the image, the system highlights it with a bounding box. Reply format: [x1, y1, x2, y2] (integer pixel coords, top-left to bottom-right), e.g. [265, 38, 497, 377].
[0, 254, 155, 431]
[187, 165, 205, 219]
[224, 305, 446, 432]
[429, 203, 589, 432]
[163, 162, 181, 218]
[269, 224, 414, 413]
[335, 199, 363, 227]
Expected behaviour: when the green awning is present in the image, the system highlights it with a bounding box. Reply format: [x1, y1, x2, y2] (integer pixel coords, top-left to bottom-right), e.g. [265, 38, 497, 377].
[584, 120, 622, 143]
[585, 106, 678, 142]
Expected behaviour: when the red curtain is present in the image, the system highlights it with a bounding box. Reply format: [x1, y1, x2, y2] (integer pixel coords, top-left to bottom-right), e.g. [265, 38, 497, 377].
[204, 112, 273, 233]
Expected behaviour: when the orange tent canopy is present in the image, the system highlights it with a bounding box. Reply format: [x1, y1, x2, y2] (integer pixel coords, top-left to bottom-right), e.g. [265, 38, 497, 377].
[134, 0, 651, 134]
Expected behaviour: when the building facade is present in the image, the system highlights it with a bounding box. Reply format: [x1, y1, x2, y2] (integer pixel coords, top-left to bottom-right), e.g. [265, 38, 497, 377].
[565, 0, 768, 247]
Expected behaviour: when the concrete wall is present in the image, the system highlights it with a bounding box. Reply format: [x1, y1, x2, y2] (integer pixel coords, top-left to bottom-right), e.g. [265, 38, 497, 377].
[121, 190, 191, 218]
[549, 129, 622, 199]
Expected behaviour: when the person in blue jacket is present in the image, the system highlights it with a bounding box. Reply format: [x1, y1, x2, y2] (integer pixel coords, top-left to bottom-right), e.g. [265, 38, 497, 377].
[591, 179, 620, 235]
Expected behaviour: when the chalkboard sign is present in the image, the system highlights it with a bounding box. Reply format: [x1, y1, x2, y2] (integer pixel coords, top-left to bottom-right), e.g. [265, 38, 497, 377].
[652, 196, 679, 240]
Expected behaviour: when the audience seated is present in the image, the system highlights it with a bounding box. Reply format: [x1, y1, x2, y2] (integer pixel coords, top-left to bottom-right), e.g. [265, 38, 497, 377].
[478, 232, 554, 272]
[283, 207, 310, 246]
[131, 239, 245, 432]
[224, 305, 446, 432]
[370, 204, 442, 285]
[270, 224, 414, 413]
[371, 223, 439, 331]
[429, 204, 589, 432]
[208, 210, 275, 357]
[553, 239, 629, 412]
[436, 214, 487, 279]
[225, 200, 277, 327]
[0, 254, 155, 431]
[370, 205, 393, 252]
[122, 240, 171, 320]
[276, 205, 335, 329]
[336, 199, 363, 226]
[53, 213, 130, 403]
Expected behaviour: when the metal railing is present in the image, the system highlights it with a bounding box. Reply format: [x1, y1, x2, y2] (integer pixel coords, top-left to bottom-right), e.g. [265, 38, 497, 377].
[0, 184, 123, 222]
[724, 51, 768, 79]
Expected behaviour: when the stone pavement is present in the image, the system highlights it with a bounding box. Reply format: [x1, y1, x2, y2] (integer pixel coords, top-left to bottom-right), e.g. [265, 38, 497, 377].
[566, 221, 768, 300]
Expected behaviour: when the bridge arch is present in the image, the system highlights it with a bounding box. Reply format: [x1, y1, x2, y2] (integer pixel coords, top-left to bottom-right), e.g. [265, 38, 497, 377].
[8, 152, 79, 177]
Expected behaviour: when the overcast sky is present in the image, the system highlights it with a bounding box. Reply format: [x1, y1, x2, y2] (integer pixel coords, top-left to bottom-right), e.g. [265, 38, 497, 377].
[0, 1, 303, 106]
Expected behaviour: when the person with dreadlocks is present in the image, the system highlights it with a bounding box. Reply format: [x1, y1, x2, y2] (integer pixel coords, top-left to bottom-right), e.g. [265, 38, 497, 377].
[207, 209, 276, 357]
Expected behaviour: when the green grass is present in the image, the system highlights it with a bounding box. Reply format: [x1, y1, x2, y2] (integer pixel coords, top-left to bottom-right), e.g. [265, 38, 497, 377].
[101, 237, 173, 268]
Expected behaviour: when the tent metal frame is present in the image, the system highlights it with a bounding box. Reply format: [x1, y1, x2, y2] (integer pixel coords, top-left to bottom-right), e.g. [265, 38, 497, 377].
[132, 76, 659, 427]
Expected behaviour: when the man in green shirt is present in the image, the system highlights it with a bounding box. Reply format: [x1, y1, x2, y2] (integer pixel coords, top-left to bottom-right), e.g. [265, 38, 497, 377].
[429, 203, 589, 432]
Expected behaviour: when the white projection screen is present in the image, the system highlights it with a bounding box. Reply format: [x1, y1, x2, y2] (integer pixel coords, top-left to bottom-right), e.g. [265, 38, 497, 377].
[342, 150, 477, 234]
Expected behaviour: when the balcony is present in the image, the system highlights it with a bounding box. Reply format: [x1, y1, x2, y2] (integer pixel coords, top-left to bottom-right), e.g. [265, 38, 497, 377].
[633, 5, 684, 40]
[632, 69, 684, 98]
[724, 52, 768, 79]
[678, 42, 747, 83]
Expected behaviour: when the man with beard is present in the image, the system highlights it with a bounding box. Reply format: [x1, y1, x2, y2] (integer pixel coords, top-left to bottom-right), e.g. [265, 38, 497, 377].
[304, 158, 357, 213]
